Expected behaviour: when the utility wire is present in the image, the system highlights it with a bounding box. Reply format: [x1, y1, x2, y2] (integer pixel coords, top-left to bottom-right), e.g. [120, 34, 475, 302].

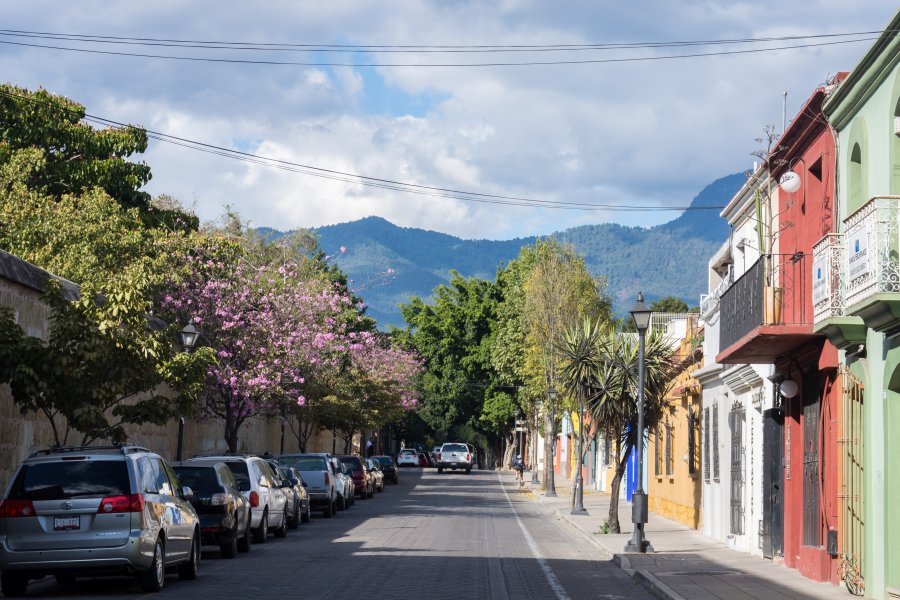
[0, 28, 889, 53]
[0, 87, 725, 212]
[0, 35, 882, 68]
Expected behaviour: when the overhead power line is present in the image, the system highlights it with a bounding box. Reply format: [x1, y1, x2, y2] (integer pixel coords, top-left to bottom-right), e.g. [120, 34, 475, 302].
[0, 28, 889, 53]
[0, 87, 725, 212]
[0, 30, 886, 67]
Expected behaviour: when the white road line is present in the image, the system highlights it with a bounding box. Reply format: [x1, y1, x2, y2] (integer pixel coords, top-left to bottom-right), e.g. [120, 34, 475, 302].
[497, 473, 572, 600]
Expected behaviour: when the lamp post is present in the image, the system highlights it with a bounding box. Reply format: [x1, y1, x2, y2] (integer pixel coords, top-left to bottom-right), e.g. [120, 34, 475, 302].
[531, 405, 540, 484]
[546, 386, 558, 497]
[175, 321, 199, 462]
[625, 292, 654, 553]
[571, 382, 587, 515]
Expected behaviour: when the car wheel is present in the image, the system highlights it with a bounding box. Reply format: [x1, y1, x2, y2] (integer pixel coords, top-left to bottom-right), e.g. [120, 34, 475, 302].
[301, 503, 311, 523]
[1, 572, 29, 597]
[253, 511, 269, 543]
[437, 467, 443, 473]
[331, 500, 338, 516]
[466, 467, 471, 474]
[338, 495, 346, 511]
[238, 518, 252, 553]
[178, 531, 200, 580]
[367, 485, 374, 499]
[274, 513, 287, 538]
[289, 504, 300, 528]
[221, 524, 239, 558]
[323, 500, 334, 517]
[138, 538, 165, 592]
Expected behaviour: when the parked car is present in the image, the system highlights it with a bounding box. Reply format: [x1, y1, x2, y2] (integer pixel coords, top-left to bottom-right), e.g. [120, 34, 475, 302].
[0, 445, 200, 596]
[397, 449, 419, 467]
[186, 455, 287, 543]
[327, 457, 353, 511]
[282, 467, 311, 524]
[430, 446, 442, 464]
[417, 453, 430, 467]
[337, 455, 374, 499]
[437, 442, 473, 474]
[277, 453, 338, 518]
[366, 459, 385, 492]
[172, 461, 251, 558]
[266, 461, 305, 529]
[371, 455, 398, 484]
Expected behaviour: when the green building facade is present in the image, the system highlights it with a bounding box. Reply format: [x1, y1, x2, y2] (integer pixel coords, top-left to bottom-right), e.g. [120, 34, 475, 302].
[818, 11, 900, 599]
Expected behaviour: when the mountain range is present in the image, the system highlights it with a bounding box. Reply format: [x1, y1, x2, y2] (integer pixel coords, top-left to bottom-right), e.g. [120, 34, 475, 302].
[274, 172, 745, 328]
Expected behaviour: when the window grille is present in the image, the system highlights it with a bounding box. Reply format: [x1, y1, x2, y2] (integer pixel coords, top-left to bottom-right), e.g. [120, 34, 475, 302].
[704, 407, 711, 481]
[654, 427, 662, 476]
[665, 419, 674, 476]
[603, 435, 611, 467]
[729, 407, 745, 535]
[713, 404, 720, 480]
[688, 407, 697, 476]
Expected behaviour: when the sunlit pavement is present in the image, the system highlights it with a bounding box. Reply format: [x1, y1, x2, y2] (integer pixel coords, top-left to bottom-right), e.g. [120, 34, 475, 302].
[19, 468, 650, 600]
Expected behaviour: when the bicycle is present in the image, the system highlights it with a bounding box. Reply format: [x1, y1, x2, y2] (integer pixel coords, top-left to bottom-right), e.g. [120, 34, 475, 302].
[514, 465, 526, 487]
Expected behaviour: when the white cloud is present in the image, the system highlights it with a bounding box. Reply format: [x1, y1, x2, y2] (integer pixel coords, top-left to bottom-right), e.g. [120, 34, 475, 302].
[0, 0, 894, 239]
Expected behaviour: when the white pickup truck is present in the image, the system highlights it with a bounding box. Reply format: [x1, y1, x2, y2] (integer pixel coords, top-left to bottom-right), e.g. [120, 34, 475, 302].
[436, 442, 473, 474]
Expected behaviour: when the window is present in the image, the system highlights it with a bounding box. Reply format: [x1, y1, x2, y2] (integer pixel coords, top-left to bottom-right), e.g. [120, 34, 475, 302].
[665, 419, 674, 476]
[704, 408, 711, 481]
[712, 405, 720, 480]
[10, 460, 129, 501]
[688, 407, 697, 476]
[729, 407, 745, 535]
[654, 427, 662, 476]
[603, 435, 611, 467]
[139, 457, 171, 494]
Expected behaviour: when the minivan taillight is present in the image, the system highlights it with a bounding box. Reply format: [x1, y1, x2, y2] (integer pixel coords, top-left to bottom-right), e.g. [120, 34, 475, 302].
[98, 493, 145, 513]
[324, 473, 330, 486]
[0, 499, 36, 518]
[466, 453, 471, 461]
[249, 491, 260, 508]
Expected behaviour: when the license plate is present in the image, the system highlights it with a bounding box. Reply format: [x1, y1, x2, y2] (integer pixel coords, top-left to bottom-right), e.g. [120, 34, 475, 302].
[54, 516, 80, 531]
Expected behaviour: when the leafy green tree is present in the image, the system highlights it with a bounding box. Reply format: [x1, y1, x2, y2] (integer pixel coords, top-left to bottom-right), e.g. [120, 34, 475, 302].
[0, 84, 152, 210]
[650, 295, 690, 313]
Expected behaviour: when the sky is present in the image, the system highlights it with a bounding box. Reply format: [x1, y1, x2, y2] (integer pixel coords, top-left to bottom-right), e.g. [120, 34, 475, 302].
[1, 1, 895, 241]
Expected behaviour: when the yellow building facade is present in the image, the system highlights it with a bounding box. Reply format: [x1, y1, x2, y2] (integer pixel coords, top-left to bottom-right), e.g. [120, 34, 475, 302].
[648, 327, 703, 529]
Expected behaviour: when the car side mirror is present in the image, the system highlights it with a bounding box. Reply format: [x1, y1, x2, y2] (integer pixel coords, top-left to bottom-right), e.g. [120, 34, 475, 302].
[258, 477, 268, 488]
[302, 481, 308, 488]
[280, 480, 292, 488]
[181, 486, 194, 500]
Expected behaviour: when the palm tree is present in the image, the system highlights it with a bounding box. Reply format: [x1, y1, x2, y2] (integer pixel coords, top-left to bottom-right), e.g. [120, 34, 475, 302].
[587, 324, 678, 533]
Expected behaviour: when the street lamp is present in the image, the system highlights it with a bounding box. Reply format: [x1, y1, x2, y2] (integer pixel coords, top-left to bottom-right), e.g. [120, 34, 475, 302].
[175, 321, 199, 462]
[531, 404, 540, 484]
[546, 386, 558, 497]
[625, 292, 654, 553]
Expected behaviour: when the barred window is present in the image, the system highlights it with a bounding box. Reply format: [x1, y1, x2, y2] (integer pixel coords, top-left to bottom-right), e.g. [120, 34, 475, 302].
[704, 407, 711, 481]
[654, 427, 662, 476]
[603, 435, 611, 467]
[688, 407, 697, 476]
[665, 419, 674, 476]
[712, 405, 720, 480]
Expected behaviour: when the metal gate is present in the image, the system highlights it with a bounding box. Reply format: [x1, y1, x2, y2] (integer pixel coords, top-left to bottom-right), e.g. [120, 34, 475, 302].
[762, 407, 784, 558]
[729, 405, 745, 535]
[802, 375, 822, 547]
[838, 365, 865, 596]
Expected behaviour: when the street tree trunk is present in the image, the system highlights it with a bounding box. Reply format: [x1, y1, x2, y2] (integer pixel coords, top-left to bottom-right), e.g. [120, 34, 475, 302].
[607, 438, 631, 534]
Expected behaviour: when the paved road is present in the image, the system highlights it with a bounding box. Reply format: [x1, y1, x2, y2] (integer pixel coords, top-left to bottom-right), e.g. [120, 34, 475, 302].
[20, 469, 652, 599]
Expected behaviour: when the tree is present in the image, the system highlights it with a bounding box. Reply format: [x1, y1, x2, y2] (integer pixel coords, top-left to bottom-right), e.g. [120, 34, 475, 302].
[650, 296, 690, 313]
[0, 84, 153, 210]
[586, 326, 678, 533]
[521, 239, 610, 490]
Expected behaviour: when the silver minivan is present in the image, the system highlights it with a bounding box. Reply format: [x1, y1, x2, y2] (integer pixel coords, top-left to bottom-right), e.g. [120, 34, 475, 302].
[0, 445, 200, 596]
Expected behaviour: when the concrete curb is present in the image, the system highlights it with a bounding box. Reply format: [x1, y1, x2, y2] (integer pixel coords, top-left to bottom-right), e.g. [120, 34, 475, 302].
[530, 485, 681, 600]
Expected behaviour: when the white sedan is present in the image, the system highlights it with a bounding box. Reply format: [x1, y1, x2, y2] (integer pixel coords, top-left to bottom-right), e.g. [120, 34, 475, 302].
[397, 449, 420, 467]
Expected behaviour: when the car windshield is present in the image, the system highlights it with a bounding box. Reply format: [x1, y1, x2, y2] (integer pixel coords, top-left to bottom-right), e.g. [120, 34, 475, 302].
[374, 456, 394, 466]
[400, 450, 416, 456]
[279, 456, 328, 471]
[8, 460, 130, 501]
[173, 466, 221, 494]
[443, 444, 468, 453]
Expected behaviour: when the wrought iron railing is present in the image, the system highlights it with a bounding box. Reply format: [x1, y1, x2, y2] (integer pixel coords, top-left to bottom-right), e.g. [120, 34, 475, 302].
[812, 234, 845, 324]
[719, 253, 810, 350]
[843, 196, 900, 309]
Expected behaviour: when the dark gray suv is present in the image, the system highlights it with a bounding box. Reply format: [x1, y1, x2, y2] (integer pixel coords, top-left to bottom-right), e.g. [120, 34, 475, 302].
[0, 445, 201, 596]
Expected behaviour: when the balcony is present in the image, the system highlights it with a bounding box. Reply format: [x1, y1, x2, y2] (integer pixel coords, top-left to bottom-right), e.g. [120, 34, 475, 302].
[716, 254, 820, 364]
[812, 234, 845, 324]
[700, 265, 734, 320]
[841, 196, 900, 331]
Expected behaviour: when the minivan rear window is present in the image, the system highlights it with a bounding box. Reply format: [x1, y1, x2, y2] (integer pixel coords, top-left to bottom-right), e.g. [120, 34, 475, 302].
[172, 466, 221, 494]
[8, 460, 130, 501]
[279, 457, 327, 471]
[338, 456, 363, 472]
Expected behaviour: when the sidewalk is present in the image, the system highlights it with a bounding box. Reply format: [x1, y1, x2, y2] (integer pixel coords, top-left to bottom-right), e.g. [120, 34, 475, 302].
[515, 475, 854, 600]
